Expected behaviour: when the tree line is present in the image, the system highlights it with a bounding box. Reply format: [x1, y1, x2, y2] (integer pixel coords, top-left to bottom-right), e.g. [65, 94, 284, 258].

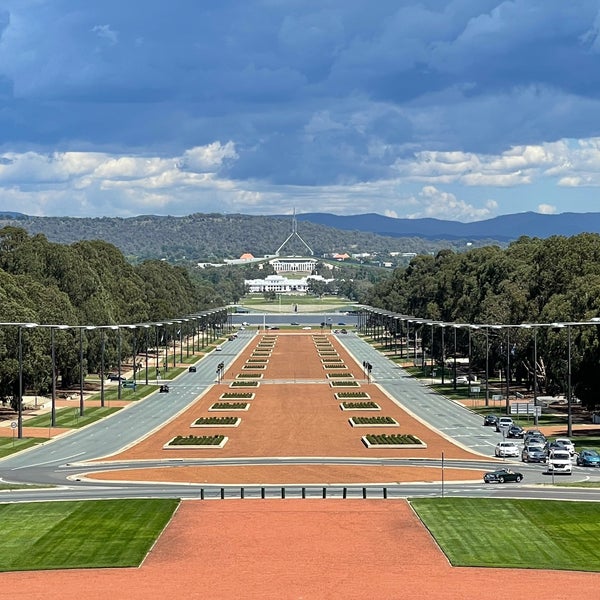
[0, 227, 226, 405]
[366, 234, 600, 410]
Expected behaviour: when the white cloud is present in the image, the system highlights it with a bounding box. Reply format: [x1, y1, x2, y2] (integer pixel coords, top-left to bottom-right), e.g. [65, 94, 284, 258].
[91, 24, 118, 46]
[537, 203, 557, 214]
[405, 186, 497, 221]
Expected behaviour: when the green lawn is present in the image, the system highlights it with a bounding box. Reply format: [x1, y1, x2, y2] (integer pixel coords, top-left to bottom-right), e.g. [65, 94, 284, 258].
[412, 497, 600, 571]
[0, 499, 179, 571]
[24, 406, 121, 428]
[0, 437, 47, 459]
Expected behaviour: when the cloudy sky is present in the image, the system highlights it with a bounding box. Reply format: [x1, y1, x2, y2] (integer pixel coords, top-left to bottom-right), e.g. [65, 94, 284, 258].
[1, 1, 600, 221]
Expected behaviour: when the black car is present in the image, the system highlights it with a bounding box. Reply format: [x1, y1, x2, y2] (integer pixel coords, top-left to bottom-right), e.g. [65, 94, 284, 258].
[483, 414, 499, 427]
[507, 424, 525, 438]
[483, 468, 524, 484]
[188, 366, 197, 372]
[107, 373, 125, 382]
[159, 384, 170, 393]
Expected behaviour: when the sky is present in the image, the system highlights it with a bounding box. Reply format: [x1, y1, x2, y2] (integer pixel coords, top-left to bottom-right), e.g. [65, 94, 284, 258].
[1, 1, 600, 222]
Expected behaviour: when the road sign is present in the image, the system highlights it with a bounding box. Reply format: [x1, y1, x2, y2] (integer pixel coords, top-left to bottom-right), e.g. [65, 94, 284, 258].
[510, 403, 541, 416]
[10, 421, 17, 429]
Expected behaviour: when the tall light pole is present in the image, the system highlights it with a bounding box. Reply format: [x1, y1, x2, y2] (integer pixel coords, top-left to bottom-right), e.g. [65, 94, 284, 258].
[17, 322, 38, 439]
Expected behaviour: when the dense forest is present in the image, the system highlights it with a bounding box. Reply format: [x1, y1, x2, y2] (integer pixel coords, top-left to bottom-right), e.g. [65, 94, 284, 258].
[366, 233, 600, 410]
[0, 227, 228, 405]
[0, 213, 496, 263]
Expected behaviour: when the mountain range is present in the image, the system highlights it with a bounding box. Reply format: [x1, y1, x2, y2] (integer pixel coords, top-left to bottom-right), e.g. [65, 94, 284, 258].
[293, 211, 600, 241]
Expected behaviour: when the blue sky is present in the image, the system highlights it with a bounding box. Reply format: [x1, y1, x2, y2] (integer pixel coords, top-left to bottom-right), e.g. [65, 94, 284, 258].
[1, 1, 600, 221]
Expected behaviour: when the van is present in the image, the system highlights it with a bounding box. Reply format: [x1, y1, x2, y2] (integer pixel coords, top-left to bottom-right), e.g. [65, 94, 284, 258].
[547, 449, 572, 475]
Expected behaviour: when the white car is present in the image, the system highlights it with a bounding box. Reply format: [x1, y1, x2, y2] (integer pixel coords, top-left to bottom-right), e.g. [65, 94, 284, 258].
[455, 375, 469, 384]
[495, 416, 514, 432]
[215, 345, 222, 351]
[495, 441, 520, 458]
[547, 449, 572, 474]
[554, 437, 575, 455]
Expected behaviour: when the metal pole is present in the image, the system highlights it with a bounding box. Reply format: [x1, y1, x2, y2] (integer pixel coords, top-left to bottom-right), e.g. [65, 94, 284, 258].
[453, 327, 457, 391]
[17, 326, 23, 439]
[567, 324, 572, 437]
[145, 326, 149, 385]
[533, 327, 538, 426]
[100, 328, 105, 407]
[505, 328, 510, 416]
[51, 327, 57, 427]
[79, 327, 84, 417]
[117, 327, 122, 400]
[485, 327, 490, 407]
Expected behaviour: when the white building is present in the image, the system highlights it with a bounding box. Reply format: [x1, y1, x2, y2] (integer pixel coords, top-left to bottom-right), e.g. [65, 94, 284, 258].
[245, 274, 333, 294]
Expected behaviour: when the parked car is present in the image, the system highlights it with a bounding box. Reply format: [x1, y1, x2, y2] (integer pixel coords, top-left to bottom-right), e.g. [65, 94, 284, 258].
[188, 366, 197, 372]
[522, 445, 546, 463]
[547, 449, 572, 475]
[484, 468, 523, 484]
[554, 437, 575, 455]
[455, 375, 469, 384]
[576, 449, 600, 467]
[507, 424, 525, 439]
[495, 441, 520, 458]
[483, 414, 499, 427]
[107, 373, 125, 382]
[290, 322, 300, 326]
[268, 326, 280, 330]
[495, 416, 514, 432]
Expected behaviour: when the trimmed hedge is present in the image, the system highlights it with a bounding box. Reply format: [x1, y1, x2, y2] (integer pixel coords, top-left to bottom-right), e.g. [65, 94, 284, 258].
[194, 417, 238, 425]
[365, 433, 421, 445]
[169, 435, 225, 446]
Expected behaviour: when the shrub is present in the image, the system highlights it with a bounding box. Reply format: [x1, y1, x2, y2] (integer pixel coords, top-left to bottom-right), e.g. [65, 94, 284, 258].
[341, 401, 379, 409]
[194, 417, 238, 425]
[351, 416, 396, 425]
[211, 402, 249, 409]
[365, 434, 421, 445]
[169, 435, 225, 446]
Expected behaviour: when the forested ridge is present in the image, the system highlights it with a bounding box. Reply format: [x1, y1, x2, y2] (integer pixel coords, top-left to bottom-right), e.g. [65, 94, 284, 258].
[0, 227, 227, 402]
[366, 233, 600, 410]
[0, 213, 493, 262]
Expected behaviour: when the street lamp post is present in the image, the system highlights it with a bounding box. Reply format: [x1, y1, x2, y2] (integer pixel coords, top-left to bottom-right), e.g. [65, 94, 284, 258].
[17, 323, 38, 439]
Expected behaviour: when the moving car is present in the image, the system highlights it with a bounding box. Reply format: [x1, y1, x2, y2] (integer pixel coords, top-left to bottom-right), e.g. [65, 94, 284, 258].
[215, 345, 222, 351]
[495, 441, 519, 458]
[107, 373, 125, 382]
[547, 449, 572, 475]
[188, 366, 197, 372]
[524, 429, 546, 445]
[576, 449, 600, 467]
[522, 445, 546, 463]
[483, 414, 499, 427]
[495, 416, 514, 432]
[507, 424, 525, 438]
[554, 437, 575, 455]
[455, 375, 469, 384]
[290, 322, 300, 326]
[484, 468, 523, 484]
[159, 384, 170, 393]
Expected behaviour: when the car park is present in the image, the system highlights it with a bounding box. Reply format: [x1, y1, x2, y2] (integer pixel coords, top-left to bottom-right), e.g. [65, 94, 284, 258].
[495, 441, 519, 458]
[576, 449, 600, 467]
[547, 449, 572, 475]
[522, 445, 546, 463]
[483, 468, 523, 484]
[495, 416, 514, 432]
[507, 424, 525, 439]
[188, 366, 197, 372]
[483, 414, 499, 427]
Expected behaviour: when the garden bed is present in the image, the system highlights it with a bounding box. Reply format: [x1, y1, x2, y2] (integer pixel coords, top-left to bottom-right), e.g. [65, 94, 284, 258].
[163, 435, 228, 449]
[327, 373, 355, 379]
[230, 380, 260, 387]
[349, 416, 398, 427]
[242, 364, 267, 370]
[361, 434, 426, 448]
[340, 401, 380, 410]
[335, 391, 370, 399]
[322, 364, 347, 369]
[235, 373, 262, 379]
[192, 417, 241, 428]
[330, 381, 360, 387]
[209, 402, 250, 411]
[219, 392, 256, 400]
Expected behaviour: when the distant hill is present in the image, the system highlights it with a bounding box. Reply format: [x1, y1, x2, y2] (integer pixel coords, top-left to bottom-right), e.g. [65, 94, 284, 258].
[294, 211, 600, 241]
[1, 211, 598, 264]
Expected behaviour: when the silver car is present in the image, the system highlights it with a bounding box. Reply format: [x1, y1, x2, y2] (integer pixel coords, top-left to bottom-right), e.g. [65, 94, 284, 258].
[522, 445, 546, 463]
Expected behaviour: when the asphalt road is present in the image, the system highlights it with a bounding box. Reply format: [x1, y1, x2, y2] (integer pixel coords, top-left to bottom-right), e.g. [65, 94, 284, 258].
[1, 324, 600, 502]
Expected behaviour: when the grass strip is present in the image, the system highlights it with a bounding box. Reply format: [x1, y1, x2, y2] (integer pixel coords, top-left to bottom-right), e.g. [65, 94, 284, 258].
[0, 437, 47, 459]
[0, 498, 179, 571]
[411, 497, 600, 571]
[24, 407, 120, 428]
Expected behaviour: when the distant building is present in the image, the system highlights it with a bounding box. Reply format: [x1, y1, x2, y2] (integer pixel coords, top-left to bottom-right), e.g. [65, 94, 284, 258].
[245, 273, 333, 294]
[269, 256, 318, 273]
